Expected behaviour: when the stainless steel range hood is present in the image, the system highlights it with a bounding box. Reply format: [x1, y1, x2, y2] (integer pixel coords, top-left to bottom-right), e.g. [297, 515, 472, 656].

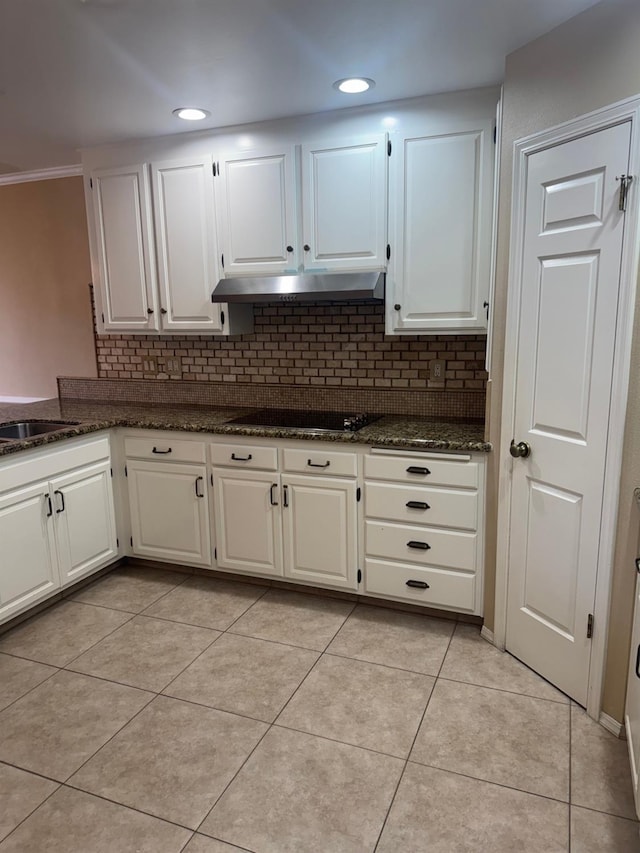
[211, 272, 385, 304]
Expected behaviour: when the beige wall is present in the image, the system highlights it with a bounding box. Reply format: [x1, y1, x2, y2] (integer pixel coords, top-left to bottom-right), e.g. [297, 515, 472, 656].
[487, 0, 640, 722]
[0, 176, 97, 399]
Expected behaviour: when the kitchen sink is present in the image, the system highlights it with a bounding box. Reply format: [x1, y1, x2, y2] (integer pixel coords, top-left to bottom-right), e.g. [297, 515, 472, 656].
[0, 421, 80, 441]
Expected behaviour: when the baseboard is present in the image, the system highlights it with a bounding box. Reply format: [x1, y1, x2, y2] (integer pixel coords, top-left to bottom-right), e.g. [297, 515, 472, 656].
[600, 712, 625, 739]
[480, 625, 495, 645]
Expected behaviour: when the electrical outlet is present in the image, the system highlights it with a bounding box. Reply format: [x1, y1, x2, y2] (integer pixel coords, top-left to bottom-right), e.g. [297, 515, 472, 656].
[156, 356, 182, 377]
[428, 358, 446, 388]
[142, 357, 157, 373]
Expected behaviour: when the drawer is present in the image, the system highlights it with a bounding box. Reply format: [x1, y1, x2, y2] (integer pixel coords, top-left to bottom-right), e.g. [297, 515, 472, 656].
[365, 454, 478, 488]
[365, 558, 476, 612]
[210, 442, 278, 471]
[365, 482, 477, 530]
[124, 435, 205, 464]
[366, 521, 476, 571]
[282, 447, 357, 478]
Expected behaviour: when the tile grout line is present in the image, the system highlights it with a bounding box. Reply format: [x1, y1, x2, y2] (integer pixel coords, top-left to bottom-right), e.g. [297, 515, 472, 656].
[0, 775, 63, 848]
[372, 619, 457, 851]
[568, 701, 572, 852]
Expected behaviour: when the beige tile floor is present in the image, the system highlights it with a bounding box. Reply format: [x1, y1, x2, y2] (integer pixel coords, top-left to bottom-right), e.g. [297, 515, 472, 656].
[0, 566, 638, 852]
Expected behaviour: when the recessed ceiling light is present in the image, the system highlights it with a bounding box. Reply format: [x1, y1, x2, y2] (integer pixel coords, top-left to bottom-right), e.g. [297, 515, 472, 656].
[333, 78, 375, 94]
[172, 107, 210, 121]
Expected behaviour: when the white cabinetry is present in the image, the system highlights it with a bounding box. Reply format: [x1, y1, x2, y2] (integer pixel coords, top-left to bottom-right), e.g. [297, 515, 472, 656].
[216, 135, 388, 277]
[387, 118, 494, 334]
[364, 451, 484, 613]
[211, 440, 359, 590]
[90, 158, 253, 336]
[125, 435, 211, 567]
[625, 565, 640, 819]
[216, 147, 298, 276]
[0, 435, 118, 624]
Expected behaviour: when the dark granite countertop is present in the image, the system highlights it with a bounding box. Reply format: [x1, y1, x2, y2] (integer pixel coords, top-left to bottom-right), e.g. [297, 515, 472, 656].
[0, 399, 491, 457]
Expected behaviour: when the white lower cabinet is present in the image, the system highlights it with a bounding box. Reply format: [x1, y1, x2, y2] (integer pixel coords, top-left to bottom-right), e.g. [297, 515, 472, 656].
[127, 459, 211, 567]
[0, 435, 118, 624]
[211, 442, 360, 591]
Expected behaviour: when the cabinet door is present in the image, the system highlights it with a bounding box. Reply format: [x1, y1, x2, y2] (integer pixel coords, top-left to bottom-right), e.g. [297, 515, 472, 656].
[0, 482, 59, 621]
[212, 469, 283, 578]
[388, 122, 493, 333]
[128, 460, 211, 567]
[626, 571, 640, 818]
[51, 460, 118, 587]
[91, 164, 158, 331]
[152, 156, 224, 333]
[301, 135, 388, 271]
[218, 147, 298, 275]
[282, 475, 358, 590]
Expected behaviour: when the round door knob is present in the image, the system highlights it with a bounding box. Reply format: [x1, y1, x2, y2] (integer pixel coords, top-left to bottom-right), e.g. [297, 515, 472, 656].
[286, 245, 294, 253]
[509, 440, 531, 459]
[303, 244, 310, 252]
[394, 304, 401, 311]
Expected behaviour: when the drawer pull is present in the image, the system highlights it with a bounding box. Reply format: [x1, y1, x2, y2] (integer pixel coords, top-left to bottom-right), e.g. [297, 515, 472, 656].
[307, 459, 330, 468]
[231, 453, 253, 462]
[195, 476, 204, 498]
[283, 484, 289, 507]
[152, 447, 172, 454]
[270, 483, 279, 506]
[54, 489, 65, 514]
[406, 466, 431, 475]
[406, 579, 430, 590]
[407, 540, 430, 550]
[406, 500, 430, 510]
[636, 644, 640, 680]
[45, 493, 53, 518]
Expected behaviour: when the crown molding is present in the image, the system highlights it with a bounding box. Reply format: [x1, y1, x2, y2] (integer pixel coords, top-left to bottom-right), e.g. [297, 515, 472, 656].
[0, 164, 83, 186]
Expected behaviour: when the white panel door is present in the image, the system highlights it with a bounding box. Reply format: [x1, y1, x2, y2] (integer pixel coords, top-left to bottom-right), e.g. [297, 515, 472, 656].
[51, 461, 118, 586]
[218, 147, 298, 275]
[152, 156, 224, 333]
[0, 482, 59, 621]
[506, 121, 631, 705]
[128, 460, 211, 566]
[212, 469, 283, 578]
[625, 567, 640, 818]
[91, 164, 158, 331]
[282, 475, 358, 590]
[389, 124, 493, 332]
[301, 135, 387, 271]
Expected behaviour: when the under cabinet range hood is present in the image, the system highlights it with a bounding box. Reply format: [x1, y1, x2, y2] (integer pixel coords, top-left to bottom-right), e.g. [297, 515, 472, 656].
[210, 272, 385, 304]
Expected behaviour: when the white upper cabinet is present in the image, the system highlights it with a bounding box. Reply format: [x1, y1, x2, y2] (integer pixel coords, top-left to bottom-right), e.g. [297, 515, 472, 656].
[387, 118, 494, 334]
[89, 158, 253, 336]
[91, 164, 158, 331]
[217, 147, 298, 276]
[152, 156, 225, 333]
[301, 135, 388, 271]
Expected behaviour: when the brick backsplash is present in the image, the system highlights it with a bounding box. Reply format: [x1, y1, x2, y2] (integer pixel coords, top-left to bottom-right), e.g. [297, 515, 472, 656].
[95, 303, 487, 392]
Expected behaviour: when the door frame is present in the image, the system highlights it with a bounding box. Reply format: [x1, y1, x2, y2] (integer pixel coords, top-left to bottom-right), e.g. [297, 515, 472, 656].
[494, 95, 640, 721]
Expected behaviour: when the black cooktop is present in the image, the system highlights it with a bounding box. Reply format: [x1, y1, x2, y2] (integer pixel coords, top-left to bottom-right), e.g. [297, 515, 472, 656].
[227, 409, 380, 433]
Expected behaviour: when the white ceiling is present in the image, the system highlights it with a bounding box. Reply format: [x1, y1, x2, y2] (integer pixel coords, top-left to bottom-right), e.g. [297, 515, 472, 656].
[0, 0, 600, 172]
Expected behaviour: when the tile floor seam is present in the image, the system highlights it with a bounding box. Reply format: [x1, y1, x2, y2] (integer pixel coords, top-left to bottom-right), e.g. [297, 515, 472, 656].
[0, 758, 63, 787]
[59, 611, 139, 669]
[436, 673, 571, 705]
[568, 696, 573, 852]
[0, 662, 61, 714]
[213, 584, 275, 633]
[322, 648, 445, 677]
[0, 775, 62, 848]
[569, 802, 640, 823]
[158, 631, 228, 698]
[270, 720, 414, 762]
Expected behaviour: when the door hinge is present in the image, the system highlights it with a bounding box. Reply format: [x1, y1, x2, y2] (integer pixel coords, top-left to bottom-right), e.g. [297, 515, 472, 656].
[124, 465, 128, 477]
[587, 613, 594, 639]
[101, 312, 105, 323]
[357, 568, 362, 584]
[221, 310, 225, 326]
[130, 536, 133, 547]
[214, 547, 217, 560]
[616, 174, 633, 212]
[356, 487, 361, 502]
[386, 244, 391, 261]
[116, 537, 119, 547]
[212, 162, 217, 177]
[89, 177, 93, 189]
[110, 467, 113, 477]
[493, 125, 497, 145]
[387, 140, 392, 156]
[221, 253, 224, 269]
[210, 473, 214, 487]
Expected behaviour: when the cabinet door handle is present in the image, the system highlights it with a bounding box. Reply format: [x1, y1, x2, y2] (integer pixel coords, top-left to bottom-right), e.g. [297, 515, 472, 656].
[406, 500, 430, 510]
[45, 493, 53, 517]
[286, 245, 294, 253]
[270, 483, 279, 506]
[407, 540, 430, 550]
[160, 307, 167, 315]
[283, 484, 289, 507]
[307, 459, 330, 468]
[303, 244, 310, 252]
[54, 489, 65, 514]
[231, 453, 253, 462]
[636, 644, 640, 679]
[406, 579, 430, 589]
[147, 307, 154, 314]
[195, 476, 204, 498]
[406, 466, 431, 475]
[152, 447, 172, 454]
